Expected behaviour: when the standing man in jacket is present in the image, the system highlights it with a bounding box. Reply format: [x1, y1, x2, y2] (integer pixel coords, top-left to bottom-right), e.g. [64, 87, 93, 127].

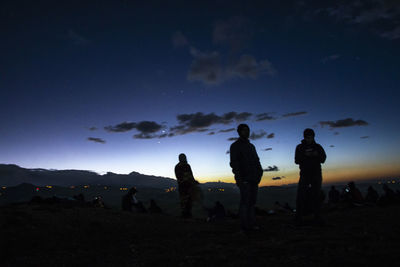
[295, 128, 326, 225]
[175, 153, 199, 218]
[230, 124, 263, 231]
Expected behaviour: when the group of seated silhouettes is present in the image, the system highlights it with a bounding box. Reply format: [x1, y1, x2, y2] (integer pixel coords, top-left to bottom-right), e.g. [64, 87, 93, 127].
[327, 182, 400, 206]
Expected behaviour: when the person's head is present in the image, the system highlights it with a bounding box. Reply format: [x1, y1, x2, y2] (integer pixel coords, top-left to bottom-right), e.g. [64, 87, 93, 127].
[178, 153, 187, 163]
[303, 128, 315, 144]
[348, 181, 355, 190]
[128, 187, 137, 196]
[237, 124, 250, 139]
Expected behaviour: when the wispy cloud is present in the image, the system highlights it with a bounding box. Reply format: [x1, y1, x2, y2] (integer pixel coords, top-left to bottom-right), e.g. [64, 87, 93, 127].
[255, 113, 277, 121]
[319, 118, 369, 128]
[264, 165, 279, 172]
[263, 148, 272, 151]
[87, 137, 106, 144]
[282, 111, 307, 118]
[219, 128, 236, 133]
[313, 1, 400, 40]
[170, 112, 252, 135]
[250, 130, 267, 140]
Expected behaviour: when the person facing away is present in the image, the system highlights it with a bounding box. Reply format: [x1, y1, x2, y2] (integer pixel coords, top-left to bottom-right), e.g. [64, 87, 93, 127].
[365, 186, 379, 204]
[121, 187, 147, 213]
[295, 128, 326, 225]
[174, 153, 199, 218]
[230, 124, 263, 232]
[328, 185, 340, 204]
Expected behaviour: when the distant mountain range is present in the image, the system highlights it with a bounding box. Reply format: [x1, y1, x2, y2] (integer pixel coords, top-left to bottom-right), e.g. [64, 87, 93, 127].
[0, 164, 178, 188]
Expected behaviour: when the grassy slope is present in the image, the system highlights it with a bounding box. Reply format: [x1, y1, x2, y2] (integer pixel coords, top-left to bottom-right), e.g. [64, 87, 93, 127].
[1, 203, 400, 267]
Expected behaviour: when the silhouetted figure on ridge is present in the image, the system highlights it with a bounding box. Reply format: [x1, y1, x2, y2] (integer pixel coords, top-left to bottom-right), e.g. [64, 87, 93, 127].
[206, 201, 226, 222]
[283, 202, 294, 212]
[328, 185, 340, 204]
[365, 186, 379, 204]
[121, 187, 147, 213]
[230, 124, 263, 232]
[148, 199, 163, 214]
[295, 128, 326, 226]
[174, 153, 200, 218]
[379, 184, 397, 205]
[346, 181, 364, 205]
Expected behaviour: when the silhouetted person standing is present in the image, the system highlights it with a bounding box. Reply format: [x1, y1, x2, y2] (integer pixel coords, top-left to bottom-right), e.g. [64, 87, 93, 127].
[175, 153, 199, 218]
[230, 124, 263, 231]
[295, 128, 326, 225]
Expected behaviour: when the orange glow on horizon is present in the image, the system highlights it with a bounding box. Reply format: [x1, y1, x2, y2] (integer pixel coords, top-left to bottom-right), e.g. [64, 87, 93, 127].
[197, 163, 400, 186]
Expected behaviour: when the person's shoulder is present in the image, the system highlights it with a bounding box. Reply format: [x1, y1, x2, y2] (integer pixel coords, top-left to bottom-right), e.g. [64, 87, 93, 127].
[230, 139, 240, 148]
[315, 143, 325, 149]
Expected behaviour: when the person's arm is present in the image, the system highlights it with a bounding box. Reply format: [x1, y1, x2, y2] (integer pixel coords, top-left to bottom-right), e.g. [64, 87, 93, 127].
[230, 143, 240, 176]
[253, 144, 263, 179]
[318, 145, 327, 163]
[295, 145, 303, 165]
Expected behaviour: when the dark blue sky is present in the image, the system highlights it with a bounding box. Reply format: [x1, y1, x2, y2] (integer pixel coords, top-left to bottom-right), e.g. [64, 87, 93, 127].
[1, 0, 400, 185]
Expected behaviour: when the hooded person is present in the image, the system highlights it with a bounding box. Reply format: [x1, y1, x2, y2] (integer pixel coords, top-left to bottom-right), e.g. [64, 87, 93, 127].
[230, 124, 263, 231]
[295, 128, 326, 225]
[174, 153, 200, 218]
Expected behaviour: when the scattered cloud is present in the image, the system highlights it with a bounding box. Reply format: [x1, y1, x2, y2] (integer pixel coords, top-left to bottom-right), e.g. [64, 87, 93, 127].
[187, 48, 275, 85]
[135, 121, 163, 134]
[133, 133, 156, 139]
[250, 130, 267, 140]
[264, 165, 279, 172]
[213, 16, 253, 51]
[282, 111, 307, 118]
[172, 31, 188, 47]
[187, 48, 224, 84]
[263, 148, 272, 151]
[319, 118, 369, 128]
[267, 133, 275, 139]
[255, 113, 277, 121]
[219, 128, 236, 133]
[314, 1, 400, 40]
[171, 112, 252, 135]
[105, 122, 137, 132]
[87, 137, 106, 144]
[360, 136, 370, 139]
[228, 55, 277, 78]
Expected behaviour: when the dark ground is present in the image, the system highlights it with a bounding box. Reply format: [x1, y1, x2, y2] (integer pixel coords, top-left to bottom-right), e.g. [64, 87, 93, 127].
[1, 203, 400, 267]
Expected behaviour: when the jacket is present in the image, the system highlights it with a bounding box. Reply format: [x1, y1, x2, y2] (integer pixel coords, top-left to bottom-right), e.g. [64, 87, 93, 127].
[295, 140, 326, 172]
[230, 137, 263, 184]
[175, 162, 196, 186]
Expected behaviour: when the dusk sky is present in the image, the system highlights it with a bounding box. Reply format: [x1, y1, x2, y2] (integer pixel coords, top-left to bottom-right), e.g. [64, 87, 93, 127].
[1, 0, 400, 186]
